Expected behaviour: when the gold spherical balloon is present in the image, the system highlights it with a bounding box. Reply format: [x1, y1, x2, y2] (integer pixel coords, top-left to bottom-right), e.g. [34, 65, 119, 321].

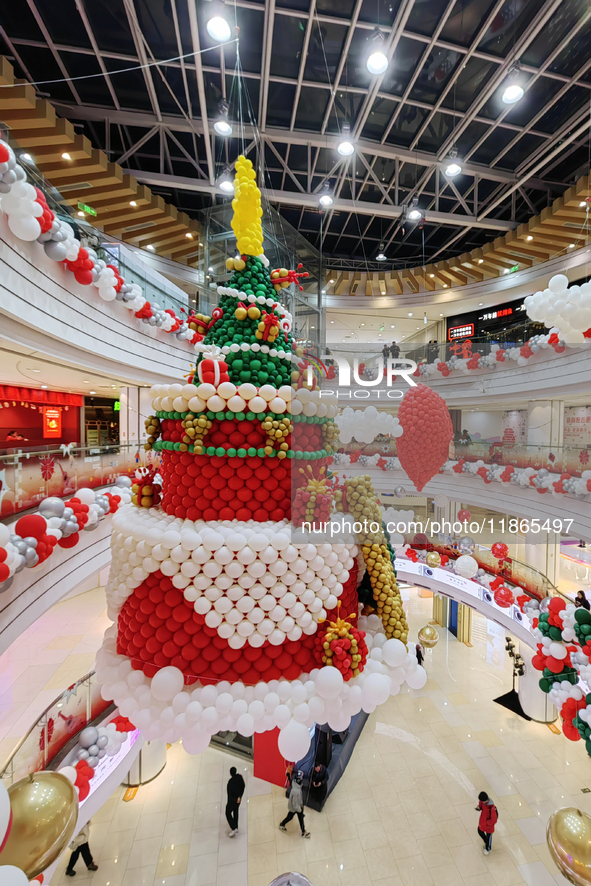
[418, 624, 439, 648]
[0, 771, 78, 878]
[425, 552, 441, 568]
[547, 807, 591, 886]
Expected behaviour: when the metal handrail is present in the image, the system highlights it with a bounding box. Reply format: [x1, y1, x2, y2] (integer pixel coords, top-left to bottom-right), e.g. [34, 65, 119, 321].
[0, 670, 96, 780]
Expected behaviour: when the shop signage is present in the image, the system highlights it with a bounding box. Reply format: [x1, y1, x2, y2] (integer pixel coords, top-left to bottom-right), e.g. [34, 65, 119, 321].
[42, 406, 62, 438]
[448, 323, 474, 340]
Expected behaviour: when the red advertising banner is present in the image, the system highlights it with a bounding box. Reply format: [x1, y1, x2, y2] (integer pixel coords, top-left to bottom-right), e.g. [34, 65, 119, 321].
[43, 407, 62, 438]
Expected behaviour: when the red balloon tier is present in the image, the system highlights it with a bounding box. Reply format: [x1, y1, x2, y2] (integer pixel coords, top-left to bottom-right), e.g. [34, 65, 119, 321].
[96, 155, 422, 761]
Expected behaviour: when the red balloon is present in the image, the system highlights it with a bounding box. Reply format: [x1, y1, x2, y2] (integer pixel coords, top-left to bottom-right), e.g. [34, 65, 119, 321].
[494, 587, 514, 608]
[491, 542, 509, 559]
[546, 656, 564, 674]
[458, 509, 471, 522]
[74, 269, 93, 286]
[396, 385, 453, 491]
[15, 514, 47, 540]
[0, 563, 9, 582]
[58, 533, 80, 549]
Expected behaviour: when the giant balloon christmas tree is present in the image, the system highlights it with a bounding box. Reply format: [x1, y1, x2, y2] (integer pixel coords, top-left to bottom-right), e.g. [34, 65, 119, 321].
[95, 156, 424, 762]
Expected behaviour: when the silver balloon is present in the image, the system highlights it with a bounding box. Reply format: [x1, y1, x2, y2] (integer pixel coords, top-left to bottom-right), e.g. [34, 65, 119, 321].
[23, 537, 38, 548]
[44, 240, 68, 261]
[98, 749, 106, 758]
[115, 476, 132, 488]
[96, 735, 109, 748]
[76, 748, 89, 760]
[15, 541, 27, 554]
[62, 508, 74, 519]
[458, 536, 475, 554]
[39, 497, 65, 517]
[540, 597, 551, 613]
[86, 755, 98, 769]
[394, 486, 406, 498]
[87, 744, 99, 756]
[25, 549, 39, 567]
[78, 726, 99, 748]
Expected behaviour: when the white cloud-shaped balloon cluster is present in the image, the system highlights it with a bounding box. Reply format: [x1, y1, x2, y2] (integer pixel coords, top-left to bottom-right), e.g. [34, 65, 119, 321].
[337, 405, 403, 444]
[96, 614, 424, 760]
[525, 274, 591, 344]
[0, 179, 44, 241]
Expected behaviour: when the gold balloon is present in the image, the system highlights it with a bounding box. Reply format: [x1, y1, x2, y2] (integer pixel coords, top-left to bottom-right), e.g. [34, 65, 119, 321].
[0, 771, 78, 878]
[547, 807, 591, 886]
[425, 552, 441, 568]
[418, 624, 439, 648]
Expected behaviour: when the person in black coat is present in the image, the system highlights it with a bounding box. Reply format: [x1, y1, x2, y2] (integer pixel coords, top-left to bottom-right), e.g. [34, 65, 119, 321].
[309, 762, 328, 804]
[575, 591, 590, 611]
[226, 766, 245, 836]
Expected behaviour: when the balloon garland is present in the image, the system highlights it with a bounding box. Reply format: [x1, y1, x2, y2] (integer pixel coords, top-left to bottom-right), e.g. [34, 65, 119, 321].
[0, 481, 131, 594]
[525, 274, 591, 344]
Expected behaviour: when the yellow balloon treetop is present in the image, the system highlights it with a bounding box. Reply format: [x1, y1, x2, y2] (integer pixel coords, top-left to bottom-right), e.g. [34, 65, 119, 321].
[231, 155, 264, 256]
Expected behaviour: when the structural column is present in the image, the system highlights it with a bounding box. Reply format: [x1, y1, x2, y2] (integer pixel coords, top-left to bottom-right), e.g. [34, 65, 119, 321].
[518, 644, 557, 723]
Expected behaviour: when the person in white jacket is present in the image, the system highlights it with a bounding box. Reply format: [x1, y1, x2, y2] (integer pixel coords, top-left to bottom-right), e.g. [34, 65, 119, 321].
[279, 772, 310, 838]
[66, 821, 98, 876]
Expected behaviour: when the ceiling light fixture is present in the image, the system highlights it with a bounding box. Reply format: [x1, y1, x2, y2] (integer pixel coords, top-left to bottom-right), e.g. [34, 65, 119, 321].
[569, 243, 575, 248]
[318, 185, 333, 207]
[408, 312, 413, 317]
[502, 68, 524, 104]
[77, 210, 85, 217]
[367, 29, 388, 75]
[89, 390, 96, 395]
[376, 242, 387, 261]
[186, 232, 193, 239]
[129, 200, 137, 207]
[580, 201, 587, 208]
[423, 312, 427, 325]
[218, 166, 235, 193]
[429, 274, 435, 278]
[443, 284, 448, 288]
[390, 324, 395, 328]
[62, 152, 72, 160]
[214, 99, 233, 136]
[337, 123, 355, 156]
[206, 6, 232, 43]
[526, 235, 533, 240]
[41, 384, 48, 389]
[146, 244, 155, 251]
[20, 152, 33, 163]
[443, 148, 462, 178]
[478, 259, 484, 263]
[407, 197, 422, 222]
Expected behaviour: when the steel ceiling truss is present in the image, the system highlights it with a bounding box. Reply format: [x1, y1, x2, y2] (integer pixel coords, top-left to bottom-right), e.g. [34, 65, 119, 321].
[2, 0, 590, 263]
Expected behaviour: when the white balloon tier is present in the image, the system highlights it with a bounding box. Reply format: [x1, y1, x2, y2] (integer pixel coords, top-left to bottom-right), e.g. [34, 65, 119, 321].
[96, 506, 425, 758]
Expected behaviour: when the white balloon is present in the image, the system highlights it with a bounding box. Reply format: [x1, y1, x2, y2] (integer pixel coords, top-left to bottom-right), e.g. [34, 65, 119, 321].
[382, 638, 408, 668]
[0, 866, 29, 886]
[362, 673, 391, 707]
[315, 666, 344, 699]
[455, 555, 478, 578]
[406, 665, 427, 690]
[278, 718, 312, 761]
[0, 780, 11, 844]
[236, 712, 256, 737]
[150, 666, 184, 701]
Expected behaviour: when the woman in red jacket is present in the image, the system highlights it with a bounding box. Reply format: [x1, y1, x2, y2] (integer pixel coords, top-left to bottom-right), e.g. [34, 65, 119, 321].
[476, 791, 498, 855]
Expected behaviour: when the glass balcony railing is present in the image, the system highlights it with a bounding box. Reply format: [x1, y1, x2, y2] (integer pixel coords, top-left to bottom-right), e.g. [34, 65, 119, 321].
[0, 442, 141, 518]
[0, 671, 111, 786]
[338, 439, 590, 479]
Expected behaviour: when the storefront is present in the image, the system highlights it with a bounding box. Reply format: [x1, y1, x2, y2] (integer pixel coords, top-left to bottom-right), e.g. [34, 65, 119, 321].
[446, 297, 541, 343]
[0, 386, 82, 449]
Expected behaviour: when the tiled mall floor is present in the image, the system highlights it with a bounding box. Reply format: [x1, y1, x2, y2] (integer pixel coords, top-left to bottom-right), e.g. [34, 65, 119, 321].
[2, 585, 587, 886]
[0, 587, 109, 762]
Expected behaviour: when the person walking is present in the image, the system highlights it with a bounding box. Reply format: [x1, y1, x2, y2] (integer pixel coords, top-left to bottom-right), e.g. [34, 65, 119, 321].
[416, 642, 424, 667]
[389, 341, 400, 359]
[226, 766, 246, 836]
[475, 791, 498, 855]
[65, 822, 98, 876]
[575, 591, 590, 610]
[279, 771, 310, 837]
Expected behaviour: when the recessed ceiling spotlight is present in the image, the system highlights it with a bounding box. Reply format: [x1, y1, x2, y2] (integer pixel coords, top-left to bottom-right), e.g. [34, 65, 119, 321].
[443, 284, 448, 288]
[89, 390, 96, 395]
[41, 384, 48, 389]
[526, 235, 533, 241]
[330, 320, 334, 323]
[580, 201, 587, 208]
[390, 324, 395, 328]
[20, 152, 33, 163]
[479, 303, 483, 306]
[146, 244, 155, 251]
[569, 243, 575, 248]
[130, 200, 137, 207]
[186, 233, 193, 239]
[478, 259, 484, 264]
[408, 312, 413, 316]
[429, 274, 435, 278]
[61, 152, 72, 160]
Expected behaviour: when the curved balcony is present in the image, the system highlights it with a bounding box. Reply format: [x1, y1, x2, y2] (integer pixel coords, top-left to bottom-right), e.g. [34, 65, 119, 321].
[0, 214, 192, 386]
